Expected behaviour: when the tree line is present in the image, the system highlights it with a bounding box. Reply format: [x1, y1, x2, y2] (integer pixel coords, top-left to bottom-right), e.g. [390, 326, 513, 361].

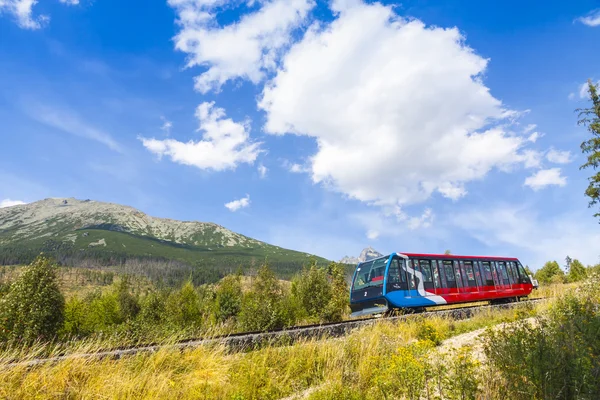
[0, 255, 349, 346]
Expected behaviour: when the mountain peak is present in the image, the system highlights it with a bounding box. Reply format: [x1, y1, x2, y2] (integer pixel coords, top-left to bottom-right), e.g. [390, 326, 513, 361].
[339, 247, 384, 264]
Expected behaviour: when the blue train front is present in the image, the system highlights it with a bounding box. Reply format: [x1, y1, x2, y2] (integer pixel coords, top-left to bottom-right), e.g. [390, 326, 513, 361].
[350, 252, 534, 317]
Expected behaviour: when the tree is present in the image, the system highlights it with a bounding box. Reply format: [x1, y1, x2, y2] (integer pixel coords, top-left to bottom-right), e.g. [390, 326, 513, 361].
[444, 250, 452, 255]
[0, 255, 65, 343]
[523, 265, 534, 277]
[115, 276, 140, 320]
[565, 255, 573, 273]
[577, 79, 600, 221]
[534, 261, 565, 285]
[238, 264, 291, 331]
[213, 274, 243, 323]
[568, 259, 587, 283]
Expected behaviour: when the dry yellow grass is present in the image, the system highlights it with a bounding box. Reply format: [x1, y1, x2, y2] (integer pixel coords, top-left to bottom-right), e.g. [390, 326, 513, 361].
[0, 300, 549, 400]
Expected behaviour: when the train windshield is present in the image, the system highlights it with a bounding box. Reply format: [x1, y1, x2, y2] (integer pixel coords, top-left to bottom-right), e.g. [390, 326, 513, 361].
[352, 257, 389, 290]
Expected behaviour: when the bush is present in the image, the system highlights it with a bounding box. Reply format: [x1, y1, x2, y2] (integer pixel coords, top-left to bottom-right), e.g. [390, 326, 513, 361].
[213, 274, 242, 323]
[483, 272, 600, 399]
[238, 264, 294, 331]
[416, 320, 444, 346]
[0, 255, 65, 343]
[165, 281, 204, 329]
[291, 261, 349, 323]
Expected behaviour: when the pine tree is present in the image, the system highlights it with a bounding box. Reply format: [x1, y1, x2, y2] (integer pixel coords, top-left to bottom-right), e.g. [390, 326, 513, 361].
[577, 80, 600, 221]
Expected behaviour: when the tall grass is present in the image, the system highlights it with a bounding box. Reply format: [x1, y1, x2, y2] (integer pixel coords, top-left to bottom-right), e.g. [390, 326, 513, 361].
[0, 301, 545, 399]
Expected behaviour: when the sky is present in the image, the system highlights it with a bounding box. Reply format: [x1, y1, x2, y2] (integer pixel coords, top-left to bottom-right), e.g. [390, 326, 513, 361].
[0, 0, 599, 270]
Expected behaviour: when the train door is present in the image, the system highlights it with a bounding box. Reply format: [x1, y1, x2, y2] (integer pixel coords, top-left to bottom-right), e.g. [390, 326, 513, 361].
[454, 260, 467, 295]
[460, 260, 479, 293]
[431, 260, 443, 296]
[507, 261, 519, 290]
[441, 260, 458, 295]
[480, 261, 496, 291]
[495, 261, 511, 293]
[386, 256, 408, 296]
[418, 259, 436, 295]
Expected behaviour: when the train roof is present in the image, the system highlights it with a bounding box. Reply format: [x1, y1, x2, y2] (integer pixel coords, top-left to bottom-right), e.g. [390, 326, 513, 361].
[397, 252, 519, 261]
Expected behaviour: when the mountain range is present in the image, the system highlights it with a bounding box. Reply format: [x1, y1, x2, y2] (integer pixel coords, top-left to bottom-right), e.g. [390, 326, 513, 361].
[0, 198, 328, 279]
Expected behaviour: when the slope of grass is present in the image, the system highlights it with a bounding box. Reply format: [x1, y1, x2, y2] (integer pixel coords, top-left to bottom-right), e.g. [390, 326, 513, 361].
[0, 301, 546, 399]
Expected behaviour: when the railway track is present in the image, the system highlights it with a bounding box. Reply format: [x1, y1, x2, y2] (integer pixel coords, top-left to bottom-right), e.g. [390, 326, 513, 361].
[4, 298, 546, 369]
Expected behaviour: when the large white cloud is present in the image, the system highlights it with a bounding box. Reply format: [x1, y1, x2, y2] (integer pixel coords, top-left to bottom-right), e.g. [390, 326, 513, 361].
[259, 1, 536, 206]
[140, 102, 261, 171]
[168, 0, 315, 93]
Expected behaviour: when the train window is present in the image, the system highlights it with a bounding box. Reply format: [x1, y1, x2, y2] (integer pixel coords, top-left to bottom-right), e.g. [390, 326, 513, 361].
[497, 262, 509, 281]
[481, 262, 494, 286]
[474, 262, 484, 287]
[442, 260, 457, 288]
[516, 262, 531, 284]
[454, 261, 464, 288]
[463, 261, 477, 287]
[352, 257, 388, 290]
[407, 260, 416, 289]
[431, 260, 442, 289]
[505, 262, 517, 284]
[419, 260, 433, 282]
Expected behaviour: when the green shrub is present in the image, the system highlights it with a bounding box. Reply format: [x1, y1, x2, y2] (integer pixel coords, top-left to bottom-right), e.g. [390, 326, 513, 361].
[238, 264, 293, 331]
[291, 261, 349, 323]
[0, 255, 65, 343]
[213, 274, 242, 323]
[483, 272, 600, 399]
[165, 281, 203, 329]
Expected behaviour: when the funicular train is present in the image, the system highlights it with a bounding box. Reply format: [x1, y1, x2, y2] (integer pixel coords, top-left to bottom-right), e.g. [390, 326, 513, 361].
[350, 252, 536, 317]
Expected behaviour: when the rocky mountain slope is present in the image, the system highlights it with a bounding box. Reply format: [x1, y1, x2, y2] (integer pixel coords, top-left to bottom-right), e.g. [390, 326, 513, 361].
[0, 198, 328, 277]
[339, 247, 384, 265]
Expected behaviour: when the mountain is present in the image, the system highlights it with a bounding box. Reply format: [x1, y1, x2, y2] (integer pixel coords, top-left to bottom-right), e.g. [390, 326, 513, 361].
[0, 198, 329, 280]
[339, 247, 384, 265]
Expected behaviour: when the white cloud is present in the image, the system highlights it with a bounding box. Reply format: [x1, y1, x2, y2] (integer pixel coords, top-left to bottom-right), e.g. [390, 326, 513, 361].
[526, 131, 542, 143]
[225, 194, 250, 212]
[260, 1, 536, 207]
[160, 116, 173, 135]
[258, 164, 268, 178]
[30, 105, 123, 152]
[546, 149, 572, 164]
[140, 102, 261, 171]
[0, 0, 49, 29]
[524, 168, 567, 190]
[571, 81, 599, 100]
[0, 199, 26, 208]
[523, 124, 537, 134]
[452, 204, 600, 268]
[0, 0, 78, 29]
[289, 163, 304, 173]
[407, 208, 434, 230]
[577, 9, 600, 27]
[168, 0, 315, 93]
[579, 82, 590, 98]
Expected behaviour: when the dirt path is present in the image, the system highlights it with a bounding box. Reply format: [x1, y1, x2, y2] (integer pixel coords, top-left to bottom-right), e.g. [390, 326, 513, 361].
[438, 317, 536, 361]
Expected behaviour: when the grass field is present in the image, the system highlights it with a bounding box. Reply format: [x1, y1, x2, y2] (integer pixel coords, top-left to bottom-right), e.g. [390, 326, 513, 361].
[0, 302, 546, 399]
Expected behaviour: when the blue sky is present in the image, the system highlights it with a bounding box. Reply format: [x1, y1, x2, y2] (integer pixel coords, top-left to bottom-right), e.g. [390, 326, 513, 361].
[1, 0, 599, 269]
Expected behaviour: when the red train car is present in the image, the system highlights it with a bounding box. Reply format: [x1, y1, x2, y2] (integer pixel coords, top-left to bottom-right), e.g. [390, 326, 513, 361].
[350, 252, 536, 317]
